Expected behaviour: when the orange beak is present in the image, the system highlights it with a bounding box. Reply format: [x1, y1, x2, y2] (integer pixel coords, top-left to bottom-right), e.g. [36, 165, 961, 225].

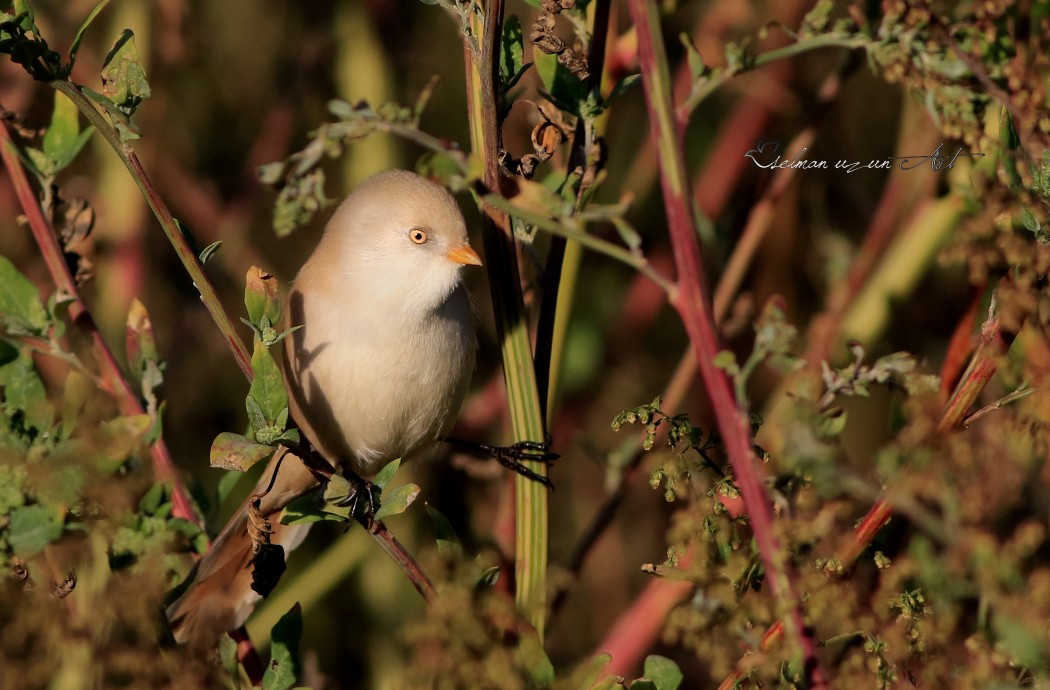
[445, 244, 483, 266]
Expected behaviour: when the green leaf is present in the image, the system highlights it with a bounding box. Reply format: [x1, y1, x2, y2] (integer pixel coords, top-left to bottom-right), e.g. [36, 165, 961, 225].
[640, 655, 683, 690]
[42, 93, 93, 173]
[262, 603, 303, 690]
[534, 51, 588, 117]
[281, 492, 339, 525]
[517, 625, 554, 688]
[0, 254, 49, 334]
[818, 407, 847, 439]
[606, 74, 641, 105]
[372, 457, 400, 490]
[562, 652, 612, 689]
[424, 503, 461, 559]
[210, 432, 275, 472]
[7, 504, 63, 556]
[248, 341, 288, 429]
[500, 15, 525, 90]
[69, 0, 109, 66]
[81, 86, 140, 140]
[96, 414, 152, 464]
[322, 474, 353, 504]
[713, 350, 739, 375]
[219, 634, 242, 689]
[100, 29, 151, 113]
[0, 349, 53, 433]
[246, 396, 266, 433]
[199, 240, 223, 265]
[138, 482, 166, 514]
[245, 266, 282, 330]
[0, 463, 28, 515]
[373, 482, 419, 520]
[216, 467, 246, 505]
[61, 369, 94, 439]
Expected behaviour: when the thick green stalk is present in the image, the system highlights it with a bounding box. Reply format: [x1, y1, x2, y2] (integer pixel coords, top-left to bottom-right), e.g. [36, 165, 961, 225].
[465, 0, 549, 635]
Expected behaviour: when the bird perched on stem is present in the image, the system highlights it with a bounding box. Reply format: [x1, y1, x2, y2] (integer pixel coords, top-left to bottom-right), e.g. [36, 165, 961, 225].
[167, 170, 484, 645]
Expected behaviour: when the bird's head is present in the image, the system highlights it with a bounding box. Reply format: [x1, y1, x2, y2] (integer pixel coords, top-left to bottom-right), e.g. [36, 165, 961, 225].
[322, 170, 482, 312]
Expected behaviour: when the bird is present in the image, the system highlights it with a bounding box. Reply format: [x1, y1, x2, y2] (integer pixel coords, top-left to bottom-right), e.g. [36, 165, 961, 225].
[166, 170, 483, 646]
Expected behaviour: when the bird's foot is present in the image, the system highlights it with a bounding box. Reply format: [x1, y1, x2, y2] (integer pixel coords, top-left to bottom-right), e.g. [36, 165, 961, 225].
[444, 434, 557, 488]
[333, 472, 381, 527]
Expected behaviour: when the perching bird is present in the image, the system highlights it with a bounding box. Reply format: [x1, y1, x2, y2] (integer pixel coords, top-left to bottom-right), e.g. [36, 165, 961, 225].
[167, 170, 482, 645]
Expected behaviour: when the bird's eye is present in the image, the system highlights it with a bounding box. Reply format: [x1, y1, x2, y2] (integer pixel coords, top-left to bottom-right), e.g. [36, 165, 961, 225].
[409, 228, 428, 244]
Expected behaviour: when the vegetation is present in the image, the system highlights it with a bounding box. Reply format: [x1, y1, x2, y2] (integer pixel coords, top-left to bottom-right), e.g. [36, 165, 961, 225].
[0, 0, 1048, 687]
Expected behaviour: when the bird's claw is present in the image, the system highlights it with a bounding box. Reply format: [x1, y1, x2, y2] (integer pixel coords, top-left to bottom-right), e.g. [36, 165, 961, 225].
[334, 473, 381, 526]
[445, 434, 557, 489]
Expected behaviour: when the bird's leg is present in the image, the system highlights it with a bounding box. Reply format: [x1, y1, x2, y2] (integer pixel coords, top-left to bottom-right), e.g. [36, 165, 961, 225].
[333, 471, 381, 528]
[443, 434, 558, 488]
[285, 438, 382, 526]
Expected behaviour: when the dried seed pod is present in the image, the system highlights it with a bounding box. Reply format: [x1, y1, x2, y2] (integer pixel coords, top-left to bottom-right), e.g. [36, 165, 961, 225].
[557, 49, 590, 79]
[531, 119, 564, 163]
[51, 570, 77, 599]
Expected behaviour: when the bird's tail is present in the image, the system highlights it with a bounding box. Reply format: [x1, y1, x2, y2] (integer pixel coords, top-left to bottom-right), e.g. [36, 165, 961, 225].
[166, 449, 319, 646]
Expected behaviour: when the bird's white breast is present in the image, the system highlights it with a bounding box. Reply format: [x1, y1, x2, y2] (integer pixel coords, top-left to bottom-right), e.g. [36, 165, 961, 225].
[285, 283, 476, 477]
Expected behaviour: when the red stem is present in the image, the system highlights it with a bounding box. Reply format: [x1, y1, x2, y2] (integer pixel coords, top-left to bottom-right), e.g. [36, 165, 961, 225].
[626, 0, 826, 684]
[0, 120, 200, 527]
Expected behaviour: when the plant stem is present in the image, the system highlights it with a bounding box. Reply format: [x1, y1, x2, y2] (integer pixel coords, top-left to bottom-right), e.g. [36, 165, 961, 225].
[627, 0, 826, 684]
[678, 34, 868, 119]
[962, 384, 1034, 427]
[50, 80, 252, 380]
[718, 304, 1019, 689]
[483, 195, 674, 294]
[533, 0, 612, 419]
[464, 0, 550, 636]
[0, 119, 201, 527]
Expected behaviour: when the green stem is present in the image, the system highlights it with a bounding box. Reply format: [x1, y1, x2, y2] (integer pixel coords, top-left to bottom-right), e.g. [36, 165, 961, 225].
[466, 0, 549, 636]
[51, 79, 252, 380]
[678, 34, 868, 118]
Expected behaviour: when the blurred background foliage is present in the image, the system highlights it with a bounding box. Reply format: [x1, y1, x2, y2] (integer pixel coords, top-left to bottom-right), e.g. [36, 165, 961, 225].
[1, 0, 1049, 688]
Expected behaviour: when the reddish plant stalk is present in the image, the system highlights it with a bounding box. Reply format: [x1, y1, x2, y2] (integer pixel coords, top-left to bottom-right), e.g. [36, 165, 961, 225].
[0, 120, 200, 527]
[626, 0, 826, 685]
[718, 310, 1015, 688]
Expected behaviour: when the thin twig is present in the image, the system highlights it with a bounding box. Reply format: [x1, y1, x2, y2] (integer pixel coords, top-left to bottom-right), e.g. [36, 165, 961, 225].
[677, 34, 869, 120]
[50, 80, 253, 380]
[483, 195, 675, 294]
[962, 384, 1034, 427]
[0, 119, 201, 527]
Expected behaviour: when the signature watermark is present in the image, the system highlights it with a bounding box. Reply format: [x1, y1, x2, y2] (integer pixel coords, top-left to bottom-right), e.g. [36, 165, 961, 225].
[744, 140, 985, 174]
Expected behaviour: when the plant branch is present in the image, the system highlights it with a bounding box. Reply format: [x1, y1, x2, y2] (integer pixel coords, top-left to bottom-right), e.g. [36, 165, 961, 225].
[483, 194, 675, 294]
[50, 80, 252, 380]
[627, 0, 827, 684]
[0, 118, 201, 527]
[962, 384, 1034, 427]
[677, 34, 868, 119]
[717, 304, 1019, 689]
